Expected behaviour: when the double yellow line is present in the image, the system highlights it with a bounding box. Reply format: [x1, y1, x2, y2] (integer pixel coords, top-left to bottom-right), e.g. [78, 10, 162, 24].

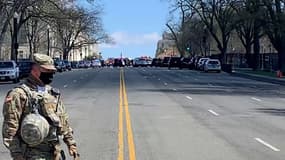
[118, 69, 136, 160]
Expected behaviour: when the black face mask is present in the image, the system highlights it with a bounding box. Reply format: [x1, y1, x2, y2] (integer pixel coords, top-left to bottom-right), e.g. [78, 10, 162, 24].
[39, 72, 54, 84]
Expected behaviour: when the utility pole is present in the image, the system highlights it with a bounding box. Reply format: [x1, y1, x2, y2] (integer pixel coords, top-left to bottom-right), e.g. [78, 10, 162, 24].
[47, 25, 50, 56]
[12, 12, 19, 63]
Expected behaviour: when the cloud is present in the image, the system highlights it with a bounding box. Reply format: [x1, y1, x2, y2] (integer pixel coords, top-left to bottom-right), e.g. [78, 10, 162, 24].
[100, 31, 161, 48]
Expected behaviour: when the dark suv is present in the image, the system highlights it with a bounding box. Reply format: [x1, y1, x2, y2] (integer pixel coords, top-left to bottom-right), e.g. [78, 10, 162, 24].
[151, 58, 162, 67]
[161, 57, 171, 67]
[168, 57, 181, 69]
[64, 60, 72, 71]
[179, 57, 192, 69]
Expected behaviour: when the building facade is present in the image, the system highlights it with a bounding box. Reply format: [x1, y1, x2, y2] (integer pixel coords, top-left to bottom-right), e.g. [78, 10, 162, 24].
[155, 32, 180, 58]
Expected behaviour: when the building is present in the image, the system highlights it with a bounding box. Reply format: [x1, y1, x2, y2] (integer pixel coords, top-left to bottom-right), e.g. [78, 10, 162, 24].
[0, 25, 99, 62]
[155, 32, 180, 58]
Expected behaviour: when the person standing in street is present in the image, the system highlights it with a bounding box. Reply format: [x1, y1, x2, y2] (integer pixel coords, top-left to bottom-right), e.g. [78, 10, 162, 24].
[2, 53, 79, 160]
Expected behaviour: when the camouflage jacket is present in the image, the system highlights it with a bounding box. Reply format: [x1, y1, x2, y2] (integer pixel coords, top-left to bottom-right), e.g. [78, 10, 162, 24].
[2, 75, 76, 157]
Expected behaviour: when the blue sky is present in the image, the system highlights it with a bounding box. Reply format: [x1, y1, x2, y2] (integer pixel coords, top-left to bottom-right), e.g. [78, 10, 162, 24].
[80, 0, 170, 59]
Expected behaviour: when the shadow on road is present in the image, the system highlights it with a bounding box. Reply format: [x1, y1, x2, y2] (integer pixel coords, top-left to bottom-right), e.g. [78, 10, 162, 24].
[136, 87, 284, 98]
[256, 108, 285, 116]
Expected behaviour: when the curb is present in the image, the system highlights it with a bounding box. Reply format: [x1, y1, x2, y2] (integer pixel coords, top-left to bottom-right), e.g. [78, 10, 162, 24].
[230, 72, 285, 86]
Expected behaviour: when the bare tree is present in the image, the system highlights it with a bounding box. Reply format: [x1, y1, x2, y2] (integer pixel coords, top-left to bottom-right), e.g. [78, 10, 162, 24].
[52, 7, 108, 60]
[231, 0, 264, 68]
[187, 18, 211, 56]
[262, 0, 285, 72]
[193, 0, 236, 64]
[166, 0, 197, 57]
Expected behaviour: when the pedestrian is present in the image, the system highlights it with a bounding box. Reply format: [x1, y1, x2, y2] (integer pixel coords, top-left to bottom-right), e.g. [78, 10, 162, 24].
[2, 53, 79, 160]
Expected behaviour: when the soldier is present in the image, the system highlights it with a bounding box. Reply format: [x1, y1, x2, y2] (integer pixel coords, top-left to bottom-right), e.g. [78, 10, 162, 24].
[2, 54, 79, 160]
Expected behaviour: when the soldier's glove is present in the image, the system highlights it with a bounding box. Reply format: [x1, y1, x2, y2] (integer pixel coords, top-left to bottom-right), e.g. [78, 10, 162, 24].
[12, 154, 25, 160]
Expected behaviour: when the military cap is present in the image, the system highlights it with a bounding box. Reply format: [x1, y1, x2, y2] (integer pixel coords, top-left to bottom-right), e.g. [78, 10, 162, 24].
[33, 53, 56, 71]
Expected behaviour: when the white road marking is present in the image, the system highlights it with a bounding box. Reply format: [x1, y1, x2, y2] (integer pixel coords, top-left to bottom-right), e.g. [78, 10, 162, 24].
[158, 78, 161, 81]
[208, 83, 213, 86]
[73, 80, 77, 83]
[255, 138, 280, 152]
[208, 110, 219, 116]
[186, 96, 193, 100]
[63, 84, 68, 88]
[194, 78, 198, 81]
[164, 82, 168, 86]
[251, 97, 261, 102]
[172, 88, 177, 91]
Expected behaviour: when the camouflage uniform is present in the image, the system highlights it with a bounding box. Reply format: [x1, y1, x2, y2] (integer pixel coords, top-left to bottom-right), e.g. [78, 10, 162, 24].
[2, 55, 76, 160]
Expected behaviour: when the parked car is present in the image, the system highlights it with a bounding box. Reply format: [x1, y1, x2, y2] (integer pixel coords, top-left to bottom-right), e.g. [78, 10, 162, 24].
[18, 60, 33, 78]
[193, 56, 202, 69]
[204, 59, 221, 72]
[71, 61, 79, 68]
[168, 57, 181, 69]
[85, 61, 92, 68]
[123, 58, 131, 66]
[113, 59, 124, 67]
[146, 59, 152, 67]
[105, 58, 114, 66]
[64, 60, 72, 71]
[151, 58, 162, 67]
[161, 57, 171, 67]
[78, 61, 85, 68]
[0, 60, 20, 83]
[91, 59, 102, 67]
[54, 60, 66, 72]
[133, 58, 148, 67]
[197, 58, 210, 70]
[179, 57, 192, 69]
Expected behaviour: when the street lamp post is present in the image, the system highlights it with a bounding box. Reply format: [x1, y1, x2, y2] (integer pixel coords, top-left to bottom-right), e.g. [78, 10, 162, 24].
[47, 25, 50, 56]
[13, 12, 19, 63]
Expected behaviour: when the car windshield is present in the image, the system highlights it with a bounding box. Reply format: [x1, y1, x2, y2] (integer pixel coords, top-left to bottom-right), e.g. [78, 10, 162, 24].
[0, 62, 13, 68]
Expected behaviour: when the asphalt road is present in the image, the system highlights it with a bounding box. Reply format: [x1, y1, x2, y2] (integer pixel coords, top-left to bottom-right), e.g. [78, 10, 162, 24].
[0, 67, 285, 160]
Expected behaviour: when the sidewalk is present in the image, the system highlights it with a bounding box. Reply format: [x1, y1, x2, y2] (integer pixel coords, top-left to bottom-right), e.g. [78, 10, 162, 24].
[230, 68, 285, 86]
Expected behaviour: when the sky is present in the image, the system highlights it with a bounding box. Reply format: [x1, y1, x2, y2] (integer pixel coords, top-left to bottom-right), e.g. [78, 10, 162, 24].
[79, 0, 170, 59]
